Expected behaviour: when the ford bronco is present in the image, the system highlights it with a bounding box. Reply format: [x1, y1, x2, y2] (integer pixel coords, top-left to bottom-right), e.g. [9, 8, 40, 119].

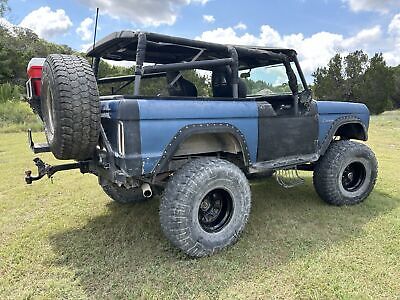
[25, 31, 378, 257]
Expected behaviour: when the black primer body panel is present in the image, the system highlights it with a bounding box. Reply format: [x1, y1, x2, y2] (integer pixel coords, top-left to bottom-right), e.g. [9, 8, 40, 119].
[257, 101, 318, 162]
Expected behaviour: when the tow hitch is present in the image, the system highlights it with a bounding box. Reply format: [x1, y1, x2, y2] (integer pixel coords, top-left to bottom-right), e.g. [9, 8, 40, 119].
[25, 158, 90, 184]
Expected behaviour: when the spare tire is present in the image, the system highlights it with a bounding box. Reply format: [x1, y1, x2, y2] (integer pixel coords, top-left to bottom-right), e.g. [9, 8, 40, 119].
[41, 54, 100, 160]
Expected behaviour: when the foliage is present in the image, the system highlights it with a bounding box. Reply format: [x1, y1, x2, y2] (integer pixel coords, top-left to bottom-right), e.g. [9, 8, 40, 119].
[244, 78, 268, 94]
[343, 50, 368, 100]
[359, 54, 394, 114]
[182, 70, 211, 96]
[390, 65, 400, 109]
[95, 60, 134, 95]
[0, 82, 22, 103]
[0, 100, 42, 132]
[0, 26, 73, 86]
[313, 54, 345, 100]
[0, 22, 211, 131]
[313, 51, 396, 114]
[244, 78, 291, 95]
[97, 63, 211, 97]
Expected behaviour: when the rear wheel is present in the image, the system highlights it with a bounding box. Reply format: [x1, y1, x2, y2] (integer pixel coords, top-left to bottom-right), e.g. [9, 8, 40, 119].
[99, 178, 149, 204]
[160, 158, 251, 257]
[41, 54, 100, 160]
[313, 140, 378, 206]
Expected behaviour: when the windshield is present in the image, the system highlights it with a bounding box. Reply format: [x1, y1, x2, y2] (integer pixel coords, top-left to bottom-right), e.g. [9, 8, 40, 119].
[240, 62, 304, 97]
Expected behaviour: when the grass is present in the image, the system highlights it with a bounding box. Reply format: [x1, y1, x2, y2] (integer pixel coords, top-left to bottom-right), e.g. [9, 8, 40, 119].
[0, 111, 399, 299]
[0, 101, 43, 133]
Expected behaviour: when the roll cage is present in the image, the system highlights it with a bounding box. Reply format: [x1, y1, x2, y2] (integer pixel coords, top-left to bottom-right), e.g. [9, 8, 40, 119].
[87, 31, 310, 113]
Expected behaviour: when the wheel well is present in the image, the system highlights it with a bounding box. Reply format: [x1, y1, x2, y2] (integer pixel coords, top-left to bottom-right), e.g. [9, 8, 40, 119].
[152, 124, 251, 177]
[334, 123, 367, 141]
[174, 132, 243, 156]
[169, 132, 248, 171]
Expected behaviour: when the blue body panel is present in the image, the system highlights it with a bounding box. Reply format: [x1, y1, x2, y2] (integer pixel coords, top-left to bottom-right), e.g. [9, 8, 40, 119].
[137, 99, 258, 173]
[100, 97, 370, 176]
[316, 101, 370, 145]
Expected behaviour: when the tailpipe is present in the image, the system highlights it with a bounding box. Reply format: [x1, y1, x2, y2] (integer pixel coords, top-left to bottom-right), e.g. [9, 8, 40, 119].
[141, 183, 153, 198]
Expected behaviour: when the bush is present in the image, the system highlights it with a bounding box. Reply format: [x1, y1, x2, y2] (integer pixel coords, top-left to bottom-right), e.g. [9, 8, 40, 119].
[0, 100, 42, 133]
[0, 83, 22, 103]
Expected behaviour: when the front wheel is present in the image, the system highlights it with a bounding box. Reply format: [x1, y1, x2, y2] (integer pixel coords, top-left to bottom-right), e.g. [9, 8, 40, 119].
[160, 158, 251, 257]
[313, 140, 378, 206]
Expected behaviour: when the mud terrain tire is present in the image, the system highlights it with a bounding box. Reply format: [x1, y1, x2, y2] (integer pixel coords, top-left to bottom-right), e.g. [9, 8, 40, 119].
[160, 157, 251, 257]
[41, 54, 100, 160]
[313, 140, 378, 206]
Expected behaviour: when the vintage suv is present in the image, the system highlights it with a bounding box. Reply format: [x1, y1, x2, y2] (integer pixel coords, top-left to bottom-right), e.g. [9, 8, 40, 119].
[25, 31, 378, 257]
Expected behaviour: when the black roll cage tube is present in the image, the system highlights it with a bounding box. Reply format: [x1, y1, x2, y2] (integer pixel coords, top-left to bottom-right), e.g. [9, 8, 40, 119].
[92, 32, 310, 104]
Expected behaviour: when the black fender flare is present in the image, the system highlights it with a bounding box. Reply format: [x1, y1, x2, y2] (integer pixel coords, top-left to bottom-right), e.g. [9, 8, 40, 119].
[151, 123, 251, 175]
[318, 115, 368, 155]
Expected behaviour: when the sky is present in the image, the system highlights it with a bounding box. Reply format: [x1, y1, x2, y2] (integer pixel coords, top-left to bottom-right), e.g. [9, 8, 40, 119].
[1, 0, 400, 79]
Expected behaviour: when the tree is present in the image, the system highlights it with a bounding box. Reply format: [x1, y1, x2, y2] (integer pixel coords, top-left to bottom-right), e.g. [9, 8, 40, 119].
[243, 78, 268, 94]
[358, 53, 394, 114]
[344, 50, 368, 101]
[391, 66, 400, 109]
[182, 70, 211, 96]
[0, 27, 12, 82]
[313, 51, 396, 114]
[95, 62, 211, 97]
[0, 26, 73, 85]
[0, 21, 211, 97]
[313, 54, 345, 100]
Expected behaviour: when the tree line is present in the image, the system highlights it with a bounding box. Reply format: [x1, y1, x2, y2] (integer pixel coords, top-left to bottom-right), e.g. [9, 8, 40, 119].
[313, 51, 400, 114]
[0, 0, 398, 115]
[0, 22, 210, 97]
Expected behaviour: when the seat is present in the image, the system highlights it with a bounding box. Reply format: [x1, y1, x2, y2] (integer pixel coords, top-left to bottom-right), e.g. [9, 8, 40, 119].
[212, 66, 247, 98]
[166, 71, 198, 97]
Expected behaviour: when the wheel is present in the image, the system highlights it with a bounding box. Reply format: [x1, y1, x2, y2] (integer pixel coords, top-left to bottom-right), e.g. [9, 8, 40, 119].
[160, 157, 251, 257]
[99, 178, 149, 204]
[313, 140, 378, 206]
[41, 54, 100, 160]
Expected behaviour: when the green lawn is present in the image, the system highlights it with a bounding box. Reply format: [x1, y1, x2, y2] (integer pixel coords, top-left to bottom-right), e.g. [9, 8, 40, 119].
[1, 111, 400, 299]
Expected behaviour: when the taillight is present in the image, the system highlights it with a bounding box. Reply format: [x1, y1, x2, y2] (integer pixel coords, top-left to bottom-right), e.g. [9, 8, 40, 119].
[26, 58, 45, 99]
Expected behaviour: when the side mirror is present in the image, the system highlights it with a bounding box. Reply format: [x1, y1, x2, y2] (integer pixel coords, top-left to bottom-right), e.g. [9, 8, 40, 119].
[299, 89, 312, 104]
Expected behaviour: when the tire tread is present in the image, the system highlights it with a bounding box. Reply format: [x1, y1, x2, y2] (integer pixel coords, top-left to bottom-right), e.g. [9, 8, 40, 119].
[313, 140, 378, 205]
[160, 157, 251, 257]
[41, 54, 100, 160]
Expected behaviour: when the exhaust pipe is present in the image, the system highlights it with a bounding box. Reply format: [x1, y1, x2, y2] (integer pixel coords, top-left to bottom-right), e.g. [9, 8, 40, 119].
[141, 183, 153, 198]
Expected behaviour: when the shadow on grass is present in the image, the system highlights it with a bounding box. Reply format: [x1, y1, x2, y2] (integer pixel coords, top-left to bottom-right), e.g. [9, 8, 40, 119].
[49, 177, 398, 298]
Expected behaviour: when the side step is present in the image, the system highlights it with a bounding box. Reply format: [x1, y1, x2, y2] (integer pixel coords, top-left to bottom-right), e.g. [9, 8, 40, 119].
[274, 167, 304, 188]
[250, 153, 319, 172]
[27, 129, 50, 153]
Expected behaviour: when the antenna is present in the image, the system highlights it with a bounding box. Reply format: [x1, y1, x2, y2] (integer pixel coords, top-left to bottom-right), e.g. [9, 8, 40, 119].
[91, 7, 99, 65]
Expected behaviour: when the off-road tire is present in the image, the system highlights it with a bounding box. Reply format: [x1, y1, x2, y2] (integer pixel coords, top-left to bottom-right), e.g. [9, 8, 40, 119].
[41, 54, 100, 160]
[160, 157, 251, 257]
[100, 178, 149, 204]
[313, 140, 378, 206]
